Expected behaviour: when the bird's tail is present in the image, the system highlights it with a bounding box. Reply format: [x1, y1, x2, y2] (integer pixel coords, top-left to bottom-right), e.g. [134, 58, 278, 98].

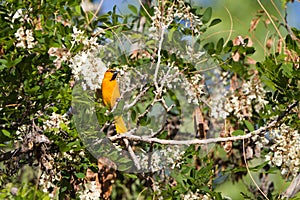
[114, 116, 127, 134]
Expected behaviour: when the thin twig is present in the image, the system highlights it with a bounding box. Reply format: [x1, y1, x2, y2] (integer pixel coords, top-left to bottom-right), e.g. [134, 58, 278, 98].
[242, 139, 269, 200]
[124, 85, 151, 110]
[281, 173, 300, 198]
[223, 7, 233, 47]
[270, 0, 299, 42]
[123, 138, 141, 171]
[150, 121, 167, 138]
[159, 62, 173, 90]
[86, 0, 104, 26]
[136, 98, 159, 126]
[153, 2, 175, 92]
[153, 26, 166, 91]
[110, 84, 139, 113]
[256, 0, 284, 43]
[157, 97, 175, 112]
[277, 101, 299, 122]
[138, 0, 151, 19]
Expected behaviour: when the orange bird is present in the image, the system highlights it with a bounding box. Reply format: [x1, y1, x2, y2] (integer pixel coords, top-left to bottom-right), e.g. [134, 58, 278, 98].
[101, 69, 127, 134]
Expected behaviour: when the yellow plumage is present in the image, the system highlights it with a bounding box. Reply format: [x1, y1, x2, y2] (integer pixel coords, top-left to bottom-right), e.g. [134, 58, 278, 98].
[101, 69, 127, 134]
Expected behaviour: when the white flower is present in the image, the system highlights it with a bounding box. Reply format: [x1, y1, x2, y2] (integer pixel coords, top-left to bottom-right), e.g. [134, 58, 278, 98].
[12, 9, 23, 23]
[273, 151, 283, 166]
[69, 47, 107, 90]
[68, 27, 107, 90]
[15, 26, 37, 49]
[43, 112, 69, 132]
[265, 124, 300, 179]
[180, 190, 203, 200]
[72, 26, 85, 43]
[78, 181, 101, 200]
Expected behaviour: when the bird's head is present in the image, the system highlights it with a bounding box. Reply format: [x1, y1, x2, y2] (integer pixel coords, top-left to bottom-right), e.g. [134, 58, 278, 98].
[104, 69, 118, 81]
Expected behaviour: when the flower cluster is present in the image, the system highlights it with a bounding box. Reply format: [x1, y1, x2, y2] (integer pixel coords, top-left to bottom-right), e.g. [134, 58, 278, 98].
[152, 181, 164, 200]
[39, 171, 59, 198]
[10, 8, 38, 49]
[165, 66, 202, 105]
[49, 26, 107, 91]
[265, 124, 300, 178]
[69, 48, 107, 90]
[224, 77, 268, 120]
[180, 190, 211, 200]
[173, 0, 203, 34]
[211, 93, 229, 119]
[200, 65, 229, 120]
[14, 26, 37, 49]
[11, 8, 31, 24]
[189, 72, 205, 96]
[150, 5, 174, 32]
[68, 27, 107, 90]
[150, 0, 203, 37]
[138, 146, 184, 172]
[38, 150, 87, 198]
[48, 47, 70, 69]
[77, 181, 101, 200]
[43, 112, 69, 133]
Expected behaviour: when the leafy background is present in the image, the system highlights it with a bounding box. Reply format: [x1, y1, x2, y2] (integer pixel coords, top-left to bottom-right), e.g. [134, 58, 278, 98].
[0, 0, 300, 199]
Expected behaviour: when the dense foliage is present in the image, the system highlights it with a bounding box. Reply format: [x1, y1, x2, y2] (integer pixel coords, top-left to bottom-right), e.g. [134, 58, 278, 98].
[0, 0, 299, 199]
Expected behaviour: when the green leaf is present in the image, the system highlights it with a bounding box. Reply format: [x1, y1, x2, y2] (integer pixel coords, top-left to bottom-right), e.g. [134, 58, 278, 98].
[2, 130, 11, 138]
[202, 7, 212, 23]
[139, 116, 148, 126]
[118, 164, 132, 171]
[128, 4, 138, 15]
[168, 28, 176, 42]
[244, 120, 254, 132]
[216, 38, 224, 53]
[209, 18, 221, 27]
[28, 85, 40, 93]
[123, 173, 137, 179]
[0, 59, 8, 65]
[281, 63, 293, 78]
[75, 172, 85, 179]
[42, 195, 50, 200]
[0, 65, 6, 70]
[52, 106, 59, 113]
[60, 186, 67, 192]
[245, 47, 255, 54]
[231, 130, 244, 136]
[12, 55, 23, 66]
[130, 109, 136, 122]
[203, 42, 215, 54]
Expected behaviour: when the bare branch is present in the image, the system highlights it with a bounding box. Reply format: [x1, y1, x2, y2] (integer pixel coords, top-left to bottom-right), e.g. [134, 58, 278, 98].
[276, 101, 299, 122]
[150, 121, 167, 138]
[242, 140, 269, 200]
[157, 97, 175, 112]
[124, 85, 150, 110]
[153, 6, 175, 92]
[136, 98, 159, 126]
[109, 119, 277, 145]
[281, 173, 300, 199]
[123, 138, 141, 171]
[153, 25, 166, 91]
[110, 131, 252, 145]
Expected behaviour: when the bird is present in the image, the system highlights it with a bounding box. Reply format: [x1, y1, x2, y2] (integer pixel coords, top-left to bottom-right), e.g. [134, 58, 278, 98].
[101, 69, 127, 134]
